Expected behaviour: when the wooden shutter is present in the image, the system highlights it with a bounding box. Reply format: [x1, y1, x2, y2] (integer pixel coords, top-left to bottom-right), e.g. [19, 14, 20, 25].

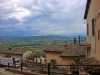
[87, 24, 89, 35]
[92, 19, 95, 36]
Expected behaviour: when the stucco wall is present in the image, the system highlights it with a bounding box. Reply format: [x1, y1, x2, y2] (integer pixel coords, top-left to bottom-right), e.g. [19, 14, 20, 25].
[61, 57, 75, 73]
[0, 53, 6, 57]
[0, 53, 21, 59]
[86, 0, 96, 58]
[61, 57, 75, 66]
[0, 51, 32, 61]
[46, 52, 62, 65]
[61, 57, 85, 74]
[94, 0, 100, 61]
[61, 57, 85, 66]
[10, 54, 21, 59]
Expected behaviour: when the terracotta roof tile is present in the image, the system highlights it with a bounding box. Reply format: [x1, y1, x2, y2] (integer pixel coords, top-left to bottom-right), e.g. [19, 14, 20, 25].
[82, 57, 99, 65]
[81, 57, 100, 72]
[0, 46, 27, 55]
[44, 44, 67, 52]
[44, 44, 86, 57]
[60, 44, 86, 57]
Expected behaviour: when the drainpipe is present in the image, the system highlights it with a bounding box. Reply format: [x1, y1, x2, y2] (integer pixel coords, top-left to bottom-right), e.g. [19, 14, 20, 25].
[73, 38, 76, 44]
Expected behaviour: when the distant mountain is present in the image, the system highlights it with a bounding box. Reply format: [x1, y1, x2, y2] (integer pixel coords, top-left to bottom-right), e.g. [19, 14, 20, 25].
[0, 34, 86, 39]
[0, 36, 21, 38]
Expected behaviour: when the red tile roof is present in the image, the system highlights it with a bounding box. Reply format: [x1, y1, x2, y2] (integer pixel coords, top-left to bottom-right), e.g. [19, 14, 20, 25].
[44, 44, 86, 57]
[82, 57, 99, 65]
[60, 44, 86, 57]
[0, 46, 27, 55]
[44, 44, 67, 52]
[81, 57, 100, 72]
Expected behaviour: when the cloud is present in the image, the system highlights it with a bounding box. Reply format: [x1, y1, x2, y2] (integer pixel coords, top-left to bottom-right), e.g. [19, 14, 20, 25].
[0, 0, 87, 36]
[8, 7, 31, 20]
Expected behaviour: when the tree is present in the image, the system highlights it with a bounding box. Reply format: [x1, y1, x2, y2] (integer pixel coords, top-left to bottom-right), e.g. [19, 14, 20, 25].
[29, 53, 35, 61]
[34, 52, 41, 57]
[50, 59, 56, 68]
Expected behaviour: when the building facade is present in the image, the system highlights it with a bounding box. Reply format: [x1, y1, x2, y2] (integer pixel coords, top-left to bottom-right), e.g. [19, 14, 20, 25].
[94, 0, 100, 60]
[81, 0, 100, 60]
[0, 46, 32, 61]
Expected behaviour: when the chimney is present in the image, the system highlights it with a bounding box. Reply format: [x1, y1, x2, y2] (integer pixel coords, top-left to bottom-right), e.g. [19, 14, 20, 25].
[64, 44, 67, 49]
[49, 43, 51, 45]
[64, 44, 67, 47]
[73, 38, 77, 44]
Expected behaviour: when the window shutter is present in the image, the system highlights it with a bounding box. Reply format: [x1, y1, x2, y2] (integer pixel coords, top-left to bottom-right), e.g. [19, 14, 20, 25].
[87, 24, 89, 35]
[92, 19, 95, 36]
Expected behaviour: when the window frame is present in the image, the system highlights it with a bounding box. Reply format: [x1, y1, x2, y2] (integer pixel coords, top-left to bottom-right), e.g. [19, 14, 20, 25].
[87, 24, 89, 36]
[92, 19, 95, 36]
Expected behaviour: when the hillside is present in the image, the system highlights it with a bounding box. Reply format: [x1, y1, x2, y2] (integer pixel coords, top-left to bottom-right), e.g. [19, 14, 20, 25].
[0, 36, 86, 52]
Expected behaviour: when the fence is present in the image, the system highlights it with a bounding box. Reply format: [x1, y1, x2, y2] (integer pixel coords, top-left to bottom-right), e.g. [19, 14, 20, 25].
[0, 57, 20, 67]
[1, 60, 100, 75]
[47, 64, 100, 75]
[7, 63, 100, 75]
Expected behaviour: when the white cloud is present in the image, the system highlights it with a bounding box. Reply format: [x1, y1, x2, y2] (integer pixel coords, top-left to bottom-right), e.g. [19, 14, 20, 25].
[29, 21, 86, 36]
[0, 0, 87, 36]
[8, 7, 31, 20]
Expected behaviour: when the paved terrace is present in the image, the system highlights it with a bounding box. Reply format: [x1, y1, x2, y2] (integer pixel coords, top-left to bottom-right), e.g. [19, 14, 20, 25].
[0, 68, 22, 75]
[5, 67, 47, 75]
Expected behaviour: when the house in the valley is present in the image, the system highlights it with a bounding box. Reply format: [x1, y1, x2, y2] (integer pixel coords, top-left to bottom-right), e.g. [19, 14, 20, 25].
[44, 38, 86, 74]
[0, 46, 32, 61]
[60, 44, 86, 74]
[79, 0, 100, 74]
[43, 43, 67, 65]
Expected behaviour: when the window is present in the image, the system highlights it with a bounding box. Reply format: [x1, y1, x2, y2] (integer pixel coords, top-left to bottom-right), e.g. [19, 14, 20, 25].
[98, 29, 100, 40]
[87, 24, 89, 35]
[92, 19, 95, 36]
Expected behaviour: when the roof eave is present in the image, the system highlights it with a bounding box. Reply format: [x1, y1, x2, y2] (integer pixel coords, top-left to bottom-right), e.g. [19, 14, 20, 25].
[60, 55, 86, 58]
[84, 0, 91, 19]
[44, 51, 62, 53]
[43, 50, 63, 53]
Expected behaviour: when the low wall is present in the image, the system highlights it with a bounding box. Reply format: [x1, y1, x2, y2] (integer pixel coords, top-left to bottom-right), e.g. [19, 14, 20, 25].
[5, 68, 38, 75]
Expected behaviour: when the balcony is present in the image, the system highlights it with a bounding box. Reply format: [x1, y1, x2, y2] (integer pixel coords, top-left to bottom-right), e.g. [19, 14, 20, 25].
[79, 36, 91, 47]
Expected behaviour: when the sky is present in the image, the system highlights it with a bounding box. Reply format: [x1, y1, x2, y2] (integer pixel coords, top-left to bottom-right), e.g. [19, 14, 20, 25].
[0, 0, 87, 37]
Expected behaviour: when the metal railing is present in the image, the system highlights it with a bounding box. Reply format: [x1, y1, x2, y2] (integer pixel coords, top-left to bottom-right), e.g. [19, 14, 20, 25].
[5, 62, 100, 75]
